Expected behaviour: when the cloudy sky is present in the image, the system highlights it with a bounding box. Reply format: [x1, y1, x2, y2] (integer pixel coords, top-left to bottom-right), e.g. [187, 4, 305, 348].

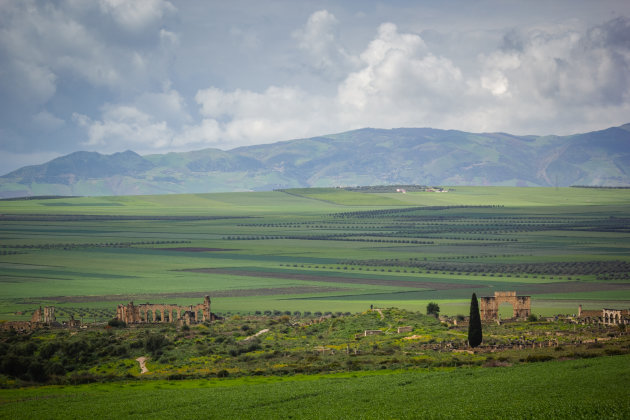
[1, 0, 630, 174]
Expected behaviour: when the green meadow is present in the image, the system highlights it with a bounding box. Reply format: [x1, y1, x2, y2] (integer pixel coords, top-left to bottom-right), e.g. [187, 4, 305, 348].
[1, 355, 629, 419]
[1, 186, 629, 320]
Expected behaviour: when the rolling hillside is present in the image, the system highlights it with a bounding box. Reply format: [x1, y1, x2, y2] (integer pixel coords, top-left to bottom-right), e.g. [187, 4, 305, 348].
[1, 124, 629, 197]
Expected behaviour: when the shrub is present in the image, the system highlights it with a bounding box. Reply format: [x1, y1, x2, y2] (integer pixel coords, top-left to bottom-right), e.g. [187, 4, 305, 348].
[145, 334, 168, 355]
[107, 318, 126, 328]
[39, 342, 60, 359]
[45, 361, 65, 376]
[1, 354, 30, 378]
[525, 354, 553, 363]
[426, 302, 440, 317]
[28, 360, 48, 382]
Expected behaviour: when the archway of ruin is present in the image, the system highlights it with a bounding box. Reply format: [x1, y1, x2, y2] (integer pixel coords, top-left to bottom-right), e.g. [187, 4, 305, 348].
[480, 291, 531, 321]
[498, 302, 515, 319]
[116, 296, 213, 325]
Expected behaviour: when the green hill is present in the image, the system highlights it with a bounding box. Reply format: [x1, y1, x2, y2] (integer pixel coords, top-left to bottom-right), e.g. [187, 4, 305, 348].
[1, 124, 629, 197]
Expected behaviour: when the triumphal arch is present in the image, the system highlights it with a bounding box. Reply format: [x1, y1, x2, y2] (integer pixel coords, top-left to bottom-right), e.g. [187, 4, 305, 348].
[480, 291, 531, 321]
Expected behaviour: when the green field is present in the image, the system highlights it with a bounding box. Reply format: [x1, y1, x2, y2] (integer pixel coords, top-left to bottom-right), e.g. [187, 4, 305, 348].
[1, 186, 629, 320]
[1, 355, 629, 419]
[1, 186, 630, 418]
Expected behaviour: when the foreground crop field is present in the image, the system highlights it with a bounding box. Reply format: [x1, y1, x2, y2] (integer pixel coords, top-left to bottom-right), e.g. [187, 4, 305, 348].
[1, 186, 629, 319]
[2, 355, 629, 419]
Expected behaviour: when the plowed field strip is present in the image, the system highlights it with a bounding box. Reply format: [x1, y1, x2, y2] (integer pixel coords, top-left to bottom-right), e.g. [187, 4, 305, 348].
[25, 286, 350, 303]
[185, 268, 473, 290]
[519, 281, 630, 294]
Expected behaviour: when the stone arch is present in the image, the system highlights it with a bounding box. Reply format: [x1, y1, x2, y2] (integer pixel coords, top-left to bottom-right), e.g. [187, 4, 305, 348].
[161, 307, 169, 323]
[480, 291, 531, 321]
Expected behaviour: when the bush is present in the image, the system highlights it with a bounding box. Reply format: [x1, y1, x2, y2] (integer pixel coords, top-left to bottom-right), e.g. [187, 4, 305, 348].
[39, 342, 60, 359]
[527, 314, 538, 322]
[107, 318, 126, 328]
[45, 361, 66, 376]
[28, 360, 48, 382]
[145, 334, 168, 355]
[1, 354, 30, 378]
[426, 302, 440, 317]
[217, 369, 229, 378]
[525, 354, 553, 363]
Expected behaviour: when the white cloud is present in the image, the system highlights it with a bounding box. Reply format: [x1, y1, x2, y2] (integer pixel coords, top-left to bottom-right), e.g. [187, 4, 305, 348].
[184, 21, 468, 150]
[473, 16, 630, 132]
[0, 0, 178, 112]
[338, 22, 464, 122]
[156, 16, 630, 151]
[173, 119, 221, 148]
[293, 10, 359, 79]
[68, 11, 630, 155]
[136, 88, 190, 125]
[74, 105, 173, 151]
[99, 0, 176, 32]
[194, 85, 333, 147]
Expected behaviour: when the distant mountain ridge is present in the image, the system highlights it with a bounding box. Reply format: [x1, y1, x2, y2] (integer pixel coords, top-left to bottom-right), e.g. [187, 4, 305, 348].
[2, 124, 630, 197]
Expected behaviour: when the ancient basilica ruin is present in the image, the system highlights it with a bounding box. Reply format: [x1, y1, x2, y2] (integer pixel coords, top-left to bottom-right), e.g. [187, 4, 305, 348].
[116, 295, 216, 325]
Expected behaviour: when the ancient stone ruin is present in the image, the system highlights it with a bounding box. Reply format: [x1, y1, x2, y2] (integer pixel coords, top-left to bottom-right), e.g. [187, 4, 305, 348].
[116, 295, 215, 325]
[578, 305, 630, 325]
[31, 306, 56, 324]
[480, 291, 531, 321]
[1, 305, 61, 332]
[602, 308, 630, 325]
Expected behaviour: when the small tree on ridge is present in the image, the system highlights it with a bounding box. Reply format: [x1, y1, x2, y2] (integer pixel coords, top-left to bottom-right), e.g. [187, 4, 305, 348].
[426, 302, 440, 318]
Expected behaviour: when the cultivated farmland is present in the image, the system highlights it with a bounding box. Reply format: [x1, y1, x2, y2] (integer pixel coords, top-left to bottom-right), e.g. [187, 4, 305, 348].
[1, 186, 629, 319]
[1, 186, 629, 418]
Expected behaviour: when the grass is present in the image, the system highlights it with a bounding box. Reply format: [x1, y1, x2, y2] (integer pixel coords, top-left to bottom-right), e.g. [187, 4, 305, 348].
[1, 186, 629, 418]
[1, 355, 628, 419]
[0, 187, 629, 319]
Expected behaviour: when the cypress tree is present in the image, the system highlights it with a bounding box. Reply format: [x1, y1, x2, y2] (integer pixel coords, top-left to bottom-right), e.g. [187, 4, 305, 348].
[468, 292, 482, 348]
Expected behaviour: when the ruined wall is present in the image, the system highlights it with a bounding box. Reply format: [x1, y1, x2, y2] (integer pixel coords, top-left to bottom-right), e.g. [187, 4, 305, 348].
[480, 291, 531, 321]
[603, 308, 630, 325]
[116, 296, 213, 325]
[31, 306, 56, 324]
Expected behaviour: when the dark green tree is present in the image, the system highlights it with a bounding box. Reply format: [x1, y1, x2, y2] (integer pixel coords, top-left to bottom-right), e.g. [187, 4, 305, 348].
[468, 293, 482, 348]
[426, 302, 440, 317]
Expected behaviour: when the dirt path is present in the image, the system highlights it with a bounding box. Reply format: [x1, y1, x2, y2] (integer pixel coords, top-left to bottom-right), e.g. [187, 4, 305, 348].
[244, 328, 270, 341]
[136, 356, 148, 374]
[372, 308, 384, 320]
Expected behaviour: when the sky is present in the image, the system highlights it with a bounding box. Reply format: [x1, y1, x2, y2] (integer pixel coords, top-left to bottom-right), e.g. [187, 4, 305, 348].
[1, 0, 630, 174]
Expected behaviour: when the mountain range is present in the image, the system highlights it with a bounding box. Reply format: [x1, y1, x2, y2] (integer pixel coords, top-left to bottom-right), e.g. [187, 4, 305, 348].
[2, 124, 630, 198]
